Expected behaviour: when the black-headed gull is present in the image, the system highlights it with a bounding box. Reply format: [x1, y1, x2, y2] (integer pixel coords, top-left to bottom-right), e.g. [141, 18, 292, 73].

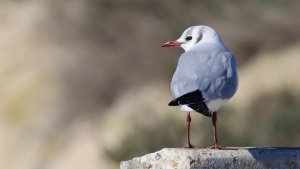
[162, 25, 238, 149]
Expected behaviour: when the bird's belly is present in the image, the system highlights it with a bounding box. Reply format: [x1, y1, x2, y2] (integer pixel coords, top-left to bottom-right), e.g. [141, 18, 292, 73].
[180, 105, 195, 112]
[206, 99, 227, 112]
[180, 99, 227, 113]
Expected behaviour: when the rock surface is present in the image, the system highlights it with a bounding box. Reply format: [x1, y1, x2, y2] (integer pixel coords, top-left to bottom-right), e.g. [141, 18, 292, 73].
[120, 147, 300, 169]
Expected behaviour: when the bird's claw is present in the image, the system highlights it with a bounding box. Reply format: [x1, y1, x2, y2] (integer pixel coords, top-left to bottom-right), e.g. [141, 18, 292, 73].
[182, 144, 205, 149]
[206, 144, 238, 150]
[182, 143, 195, 149]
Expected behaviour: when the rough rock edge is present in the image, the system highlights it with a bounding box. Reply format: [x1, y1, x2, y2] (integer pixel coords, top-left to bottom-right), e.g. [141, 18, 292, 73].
[121, 147, 300, 169]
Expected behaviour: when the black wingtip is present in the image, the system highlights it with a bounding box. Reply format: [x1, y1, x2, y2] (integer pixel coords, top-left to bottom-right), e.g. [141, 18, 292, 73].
[168, 90, 211, 117]
[168, 90, 205, 106]
[168, 100, 178, 106]
[188, 102, 211, 117]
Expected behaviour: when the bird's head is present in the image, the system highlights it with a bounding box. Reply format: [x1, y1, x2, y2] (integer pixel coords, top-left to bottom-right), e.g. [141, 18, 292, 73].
[162, 25, 220, 51]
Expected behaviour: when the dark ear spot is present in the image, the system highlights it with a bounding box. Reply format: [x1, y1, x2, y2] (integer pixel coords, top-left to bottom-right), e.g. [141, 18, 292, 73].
[196, 33, 203, 43]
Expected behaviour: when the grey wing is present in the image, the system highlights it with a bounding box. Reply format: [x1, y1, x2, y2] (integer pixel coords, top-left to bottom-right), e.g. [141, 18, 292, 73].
[171, 51, 238, 101]
[199, 52, 238, 100]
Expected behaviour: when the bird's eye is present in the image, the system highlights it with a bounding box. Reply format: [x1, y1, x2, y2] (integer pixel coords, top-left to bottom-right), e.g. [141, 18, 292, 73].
[185, 36, 192, 41]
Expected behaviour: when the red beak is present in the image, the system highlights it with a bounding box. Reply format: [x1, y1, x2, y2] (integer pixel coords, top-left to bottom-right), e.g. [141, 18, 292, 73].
[161, 40, 182, 47]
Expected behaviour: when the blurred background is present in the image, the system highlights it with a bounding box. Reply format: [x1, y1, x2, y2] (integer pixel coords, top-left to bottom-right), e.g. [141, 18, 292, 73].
[1, 0, 300, 168]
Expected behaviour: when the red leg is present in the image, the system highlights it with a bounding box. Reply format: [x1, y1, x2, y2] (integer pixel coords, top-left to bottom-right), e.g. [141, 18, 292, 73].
[183, 112, 194, 148]
[206, 111, 221, 149]
[212, 111, 218, 147]
[206, 111, 236, 149]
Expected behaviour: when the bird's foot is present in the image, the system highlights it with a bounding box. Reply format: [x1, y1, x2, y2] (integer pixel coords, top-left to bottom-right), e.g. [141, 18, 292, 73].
[206, 144, 238, 150]
[182, 143, 195, 149]
[182, 144, 204, 149]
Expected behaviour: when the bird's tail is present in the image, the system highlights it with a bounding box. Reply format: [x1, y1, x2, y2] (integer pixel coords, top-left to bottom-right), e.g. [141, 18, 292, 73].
[185, 102, 211, 117]
[168, 90, 211, 117]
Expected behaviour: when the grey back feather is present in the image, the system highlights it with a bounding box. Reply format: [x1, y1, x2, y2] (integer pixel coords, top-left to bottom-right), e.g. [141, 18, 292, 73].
[171, 43, 238, 101]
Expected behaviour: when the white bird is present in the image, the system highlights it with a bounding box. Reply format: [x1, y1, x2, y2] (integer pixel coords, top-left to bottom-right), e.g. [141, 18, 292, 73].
[162, 25, 238, 149]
